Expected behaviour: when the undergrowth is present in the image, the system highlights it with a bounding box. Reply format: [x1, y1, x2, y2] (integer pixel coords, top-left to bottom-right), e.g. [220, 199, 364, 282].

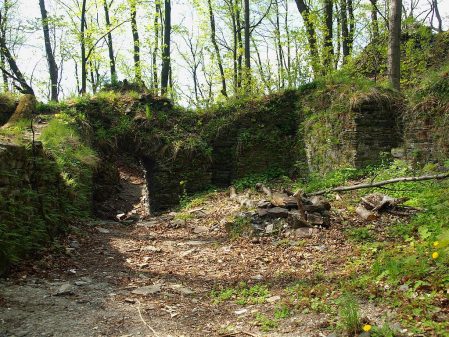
[0, 116, 98, 273]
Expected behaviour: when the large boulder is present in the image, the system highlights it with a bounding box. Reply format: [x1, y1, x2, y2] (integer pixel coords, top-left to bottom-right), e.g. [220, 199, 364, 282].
[0, 94, 17, 126]
[5, 94, 37, 125]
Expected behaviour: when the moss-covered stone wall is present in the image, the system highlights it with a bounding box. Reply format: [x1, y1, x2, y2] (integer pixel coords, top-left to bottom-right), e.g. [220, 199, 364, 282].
[0, 141, 82, 273]
[403, 67, 449, 164]
[301, 82, 402, 174]
[204, 91, 300, 186]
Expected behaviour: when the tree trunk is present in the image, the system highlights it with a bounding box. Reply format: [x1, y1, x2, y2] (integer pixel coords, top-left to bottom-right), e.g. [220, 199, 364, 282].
[129, 0, 141, 83]
[0, 0, 9, 91]
[208, 0, 227, 97]
[103, 0, 117, 83]
[388, 0, 402, 90]
[347, 0, 354, 55]
[370, 0, 379, 40]
[0, 10, 33, 94]
[229, 0, 238, 92]
[340, 0, 349, 63]
[243, 0, 250, 87]
[323, 0, 334, 73]
[80, 0, 87, 94]
[152, 0, 160, 93]
[236, 0, 243, 90]
[160, 0, 171, 95]
[294, 0, 319, 76]
[433, 0, 443, 33]
[275, 1, 284, 88]
[39, 0, 58, 101]
[335, 2, 341, 69]
[0, 51, 7, 92]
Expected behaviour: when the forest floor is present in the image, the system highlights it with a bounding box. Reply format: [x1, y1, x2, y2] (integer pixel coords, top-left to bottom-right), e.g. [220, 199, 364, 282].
[0, 168, 406, 337]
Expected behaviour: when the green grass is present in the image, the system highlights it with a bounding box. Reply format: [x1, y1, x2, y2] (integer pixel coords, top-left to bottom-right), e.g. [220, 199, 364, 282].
[40, 118, 98, 217]
[210, 288, 235, 304]
[346, 227, 375, 243]
[0, 118, 31, 141]
[254, 313, 278, 332]
[211, 283, 270, 306]
[225, 215, 253, 240]
[337, 293, 361, 335]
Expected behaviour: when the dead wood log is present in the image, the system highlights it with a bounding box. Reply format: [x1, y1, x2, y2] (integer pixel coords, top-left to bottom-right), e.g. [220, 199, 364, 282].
[304, 173, 449, 196]
[229, 186, 255, 208]
[356, 205, 379, 221]
[293, 190, 307, 220]
[271, 192, 297, 209]
[229, 186, 237, 199]
[255, 183, 272, 198]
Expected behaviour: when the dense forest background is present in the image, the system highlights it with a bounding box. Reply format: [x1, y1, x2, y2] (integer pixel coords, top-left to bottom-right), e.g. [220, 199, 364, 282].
[0, 0, 447, 106]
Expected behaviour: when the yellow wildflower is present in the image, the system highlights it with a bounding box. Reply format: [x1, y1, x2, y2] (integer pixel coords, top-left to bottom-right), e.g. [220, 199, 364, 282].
[362, 324, 372, 332]
[432, 252, 439, 259]
[433, 241, 439, 248]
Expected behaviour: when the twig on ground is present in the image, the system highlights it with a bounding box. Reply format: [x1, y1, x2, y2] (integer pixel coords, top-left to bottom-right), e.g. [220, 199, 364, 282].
[219, 331, 260, 337]
[303, 173, 449, 196]
[136, 300, 160, 337]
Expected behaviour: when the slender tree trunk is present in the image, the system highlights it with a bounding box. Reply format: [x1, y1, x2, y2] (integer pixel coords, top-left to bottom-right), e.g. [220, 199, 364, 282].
[347, 0, 354, 54]
[243, 0, 250, 87]
[236, 0, 243, 89]
[152, 0, 160, 93]
[129, 0, 141, 83]
[229, 0, 238, 91]
[0, 51, 7, 91]
[370, 0, 379, 40]
[80, 0, 87, 94]
[103, 0, 117, 83]
[207, 0, 227, 97]
[0, 10, 33, 94]
[160, 0, 171, 95]
[0, 0, 9, 91]
[340, 0, 349, 63]
[39, 0, 58, 101]
[433, 0, 443, 33]
[388, 0, 402, 90]
[284, 2, 292, 87]
[89, 61, 96, 94]
[323, 0, 334, 73]
[252, 37, 270, 93]
[294, 0, 319, 76]
[275, 1, 284, 88]
[335, 2, 341, 69]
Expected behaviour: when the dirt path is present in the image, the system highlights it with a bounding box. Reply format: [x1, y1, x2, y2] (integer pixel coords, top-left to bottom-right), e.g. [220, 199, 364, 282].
[0, 170, 392, 337]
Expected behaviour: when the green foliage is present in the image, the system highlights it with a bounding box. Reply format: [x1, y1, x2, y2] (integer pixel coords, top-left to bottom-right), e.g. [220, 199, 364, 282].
[40, 118, 98, 217]
[236, 284, 270, 305]
[273, 304, 291, 319]
[297, 167, 362, 193]
[210, 288, 235, 304]
[371, 324, 397, 337]
[232, 168, 287, 191]
[0, 115, 99, 273]
[210, 283, 270, 306]
[337, 293, 361, 335]
[225, 215, 253, 240]
[179, 187, 218, 210]
[254, 313, 278, 332]
[346, 227, 374, 243]
[0, 118, 31, 141]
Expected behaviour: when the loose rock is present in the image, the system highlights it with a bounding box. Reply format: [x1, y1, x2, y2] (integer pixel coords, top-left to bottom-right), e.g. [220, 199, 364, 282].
[131, 285, 161, 296]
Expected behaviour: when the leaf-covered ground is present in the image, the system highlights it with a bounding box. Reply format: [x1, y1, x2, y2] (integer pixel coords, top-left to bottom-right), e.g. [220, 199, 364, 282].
[1, 162, 449, 337]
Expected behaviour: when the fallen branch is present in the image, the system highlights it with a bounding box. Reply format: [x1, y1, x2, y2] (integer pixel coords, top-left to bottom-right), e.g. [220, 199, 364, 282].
[136, 300, 160, 337]
[304, 173, 449, 196]
[219, 331, 260, 337]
